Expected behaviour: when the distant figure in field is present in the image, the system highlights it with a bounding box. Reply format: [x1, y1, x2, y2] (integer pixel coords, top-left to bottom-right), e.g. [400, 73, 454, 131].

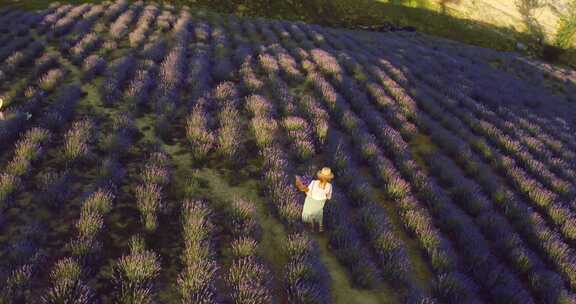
[295, 167, 333, 232]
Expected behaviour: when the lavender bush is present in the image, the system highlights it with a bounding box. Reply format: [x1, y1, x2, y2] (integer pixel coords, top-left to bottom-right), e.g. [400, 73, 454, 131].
[177, 200, 220, 303]
[216, 104, 242, 161]
[135, 183, 162, 232]
[42, 258, 93, 304]
[101, 55, 135, 106]
[186, 98, 215, 160]
[112, 235, 160, 304]
[38, 68, 65, 92]
[125, 68, 153, 107]
[63, 119, 94, 164]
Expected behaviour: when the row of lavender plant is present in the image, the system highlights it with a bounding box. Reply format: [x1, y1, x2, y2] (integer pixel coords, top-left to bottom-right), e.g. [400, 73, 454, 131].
[214, 82, 244, 162]
[50, 111, 139, 302]
[244, 93, 331, 303]
[184, 24, 214, 157]
[153, 9, 193, 140]
[176, 199, 221, 303]
[224, 197, 274, 302]
[135, 152, 170, 232]
[103, 0, 129, 24]
[268, 22, 480, 303]
[106, 155, 165, 304]
[111, 235, 161, 303]
[186, 95, 215, 160]
[336, 32, 576, 294]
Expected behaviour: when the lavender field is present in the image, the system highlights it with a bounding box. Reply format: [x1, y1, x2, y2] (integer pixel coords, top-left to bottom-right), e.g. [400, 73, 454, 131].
[1, 1, 576, 303]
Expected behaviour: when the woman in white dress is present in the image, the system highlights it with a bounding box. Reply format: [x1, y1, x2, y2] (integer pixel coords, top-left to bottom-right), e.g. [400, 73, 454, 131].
[295, 167, 334, 232]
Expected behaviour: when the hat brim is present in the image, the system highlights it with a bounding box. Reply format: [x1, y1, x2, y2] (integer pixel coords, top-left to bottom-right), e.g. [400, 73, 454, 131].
[317, 171, 334, 180]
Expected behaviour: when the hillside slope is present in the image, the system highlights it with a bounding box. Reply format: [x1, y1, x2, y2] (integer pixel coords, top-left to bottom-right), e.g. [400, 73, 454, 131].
[426, 0, 566, 40]
[1, 0, 576, 67]
[0, 1, 576, 303]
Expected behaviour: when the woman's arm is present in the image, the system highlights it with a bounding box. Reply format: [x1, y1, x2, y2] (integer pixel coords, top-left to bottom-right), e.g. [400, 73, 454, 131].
[295, 176, 309, 192]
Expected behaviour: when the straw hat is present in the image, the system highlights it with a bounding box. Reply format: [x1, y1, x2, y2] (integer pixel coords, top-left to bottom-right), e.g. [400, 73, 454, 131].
[316, 167, 334, 180]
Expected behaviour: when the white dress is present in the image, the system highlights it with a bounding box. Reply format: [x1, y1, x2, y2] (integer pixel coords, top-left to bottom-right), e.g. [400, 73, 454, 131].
[301, 180, 332, 225]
